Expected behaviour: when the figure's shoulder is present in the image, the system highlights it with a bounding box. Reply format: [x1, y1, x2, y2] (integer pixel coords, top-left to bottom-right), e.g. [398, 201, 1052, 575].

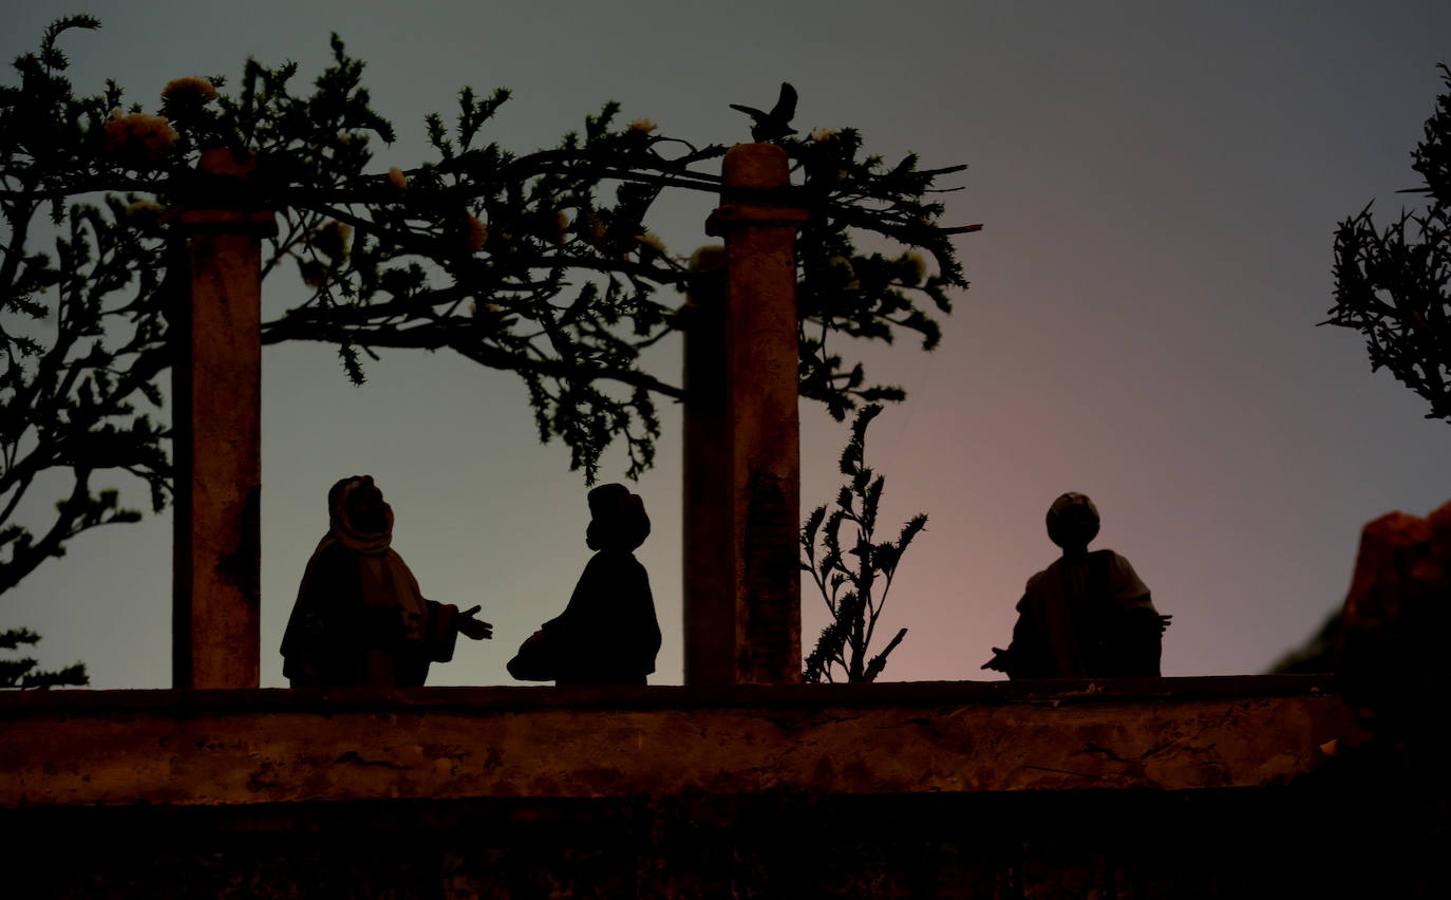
[587, 551, 651, 595]
[1092, 548, 1151, 599]
[1019, 562, 1055, 605]
[625, 551, 647, 574]
[585, 549, 636, 576]
[1086, 547, 1128, 566]
[313, 538, 353, 566]
[1091, 548, 1137, 574]
[1028, 555, 1064, 585]
[383, 546, 420, 577]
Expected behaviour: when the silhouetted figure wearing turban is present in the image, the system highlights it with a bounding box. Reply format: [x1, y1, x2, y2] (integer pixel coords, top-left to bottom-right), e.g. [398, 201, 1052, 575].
[507, 484, 661, 686]
[281, 475, 492, 687]
[983, 493, 1170, 679]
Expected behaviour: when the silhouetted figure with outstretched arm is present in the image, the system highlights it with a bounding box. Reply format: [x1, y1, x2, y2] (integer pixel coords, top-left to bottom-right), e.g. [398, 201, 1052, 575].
[507, 484, 662, 686]
[280, 475, 492, 687]
[983, 493, 1170, 679]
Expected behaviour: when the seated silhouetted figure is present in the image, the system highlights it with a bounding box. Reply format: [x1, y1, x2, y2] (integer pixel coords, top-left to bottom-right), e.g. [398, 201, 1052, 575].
[280, 475, 492, 687]
[507, 484, 661, 686]
[983, 492, 1170, 679]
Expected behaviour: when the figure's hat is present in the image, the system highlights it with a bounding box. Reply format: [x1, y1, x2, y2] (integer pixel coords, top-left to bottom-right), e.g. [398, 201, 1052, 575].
[1046, 492, 1100, 549]
[588, 483, 651, 551]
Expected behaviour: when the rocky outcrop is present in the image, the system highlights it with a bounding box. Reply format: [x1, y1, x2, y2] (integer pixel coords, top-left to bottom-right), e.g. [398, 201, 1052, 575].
[1338, 499, 1451, 698]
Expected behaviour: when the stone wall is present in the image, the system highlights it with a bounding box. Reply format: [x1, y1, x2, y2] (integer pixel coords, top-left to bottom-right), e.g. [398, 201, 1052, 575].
[1, 677, 1405, 897]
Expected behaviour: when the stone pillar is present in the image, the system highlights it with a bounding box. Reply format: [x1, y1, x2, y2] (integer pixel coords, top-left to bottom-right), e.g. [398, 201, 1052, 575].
[171, 149, 275, 689]
[685, 144, 808, 685]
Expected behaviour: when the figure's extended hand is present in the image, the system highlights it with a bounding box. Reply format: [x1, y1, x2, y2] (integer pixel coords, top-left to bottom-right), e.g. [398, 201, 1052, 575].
[1157, 613, 1174, 635]
[981, 647, 1010, 672]
[458, 605, 493, 640]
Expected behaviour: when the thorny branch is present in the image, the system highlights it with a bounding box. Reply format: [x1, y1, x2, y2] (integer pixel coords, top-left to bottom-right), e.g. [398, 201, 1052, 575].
[1, 18, 973, 681]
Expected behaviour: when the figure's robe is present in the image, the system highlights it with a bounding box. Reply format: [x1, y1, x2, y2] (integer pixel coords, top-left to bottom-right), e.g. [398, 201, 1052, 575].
[281, 536, 459, 688]
[508, 549, 661, 685]
[1001, 549, 1164, 678]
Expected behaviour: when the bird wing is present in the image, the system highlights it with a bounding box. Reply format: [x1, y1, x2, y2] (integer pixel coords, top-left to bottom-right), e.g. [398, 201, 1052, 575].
[770, 82, 798, 122]
[729, 103, 768, 121]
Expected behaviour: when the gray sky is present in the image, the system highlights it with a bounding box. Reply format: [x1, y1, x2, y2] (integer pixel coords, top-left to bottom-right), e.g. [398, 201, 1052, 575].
[5, 0, 1451, 686]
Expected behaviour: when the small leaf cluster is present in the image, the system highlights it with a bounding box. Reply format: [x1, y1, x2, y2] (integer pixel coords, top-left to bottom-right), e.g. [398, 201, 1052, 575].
[1327, 64, 1451, 423]
[802, 404, 927, 683]
[787, 129, 974, 420]
[0, 626, 87, 688]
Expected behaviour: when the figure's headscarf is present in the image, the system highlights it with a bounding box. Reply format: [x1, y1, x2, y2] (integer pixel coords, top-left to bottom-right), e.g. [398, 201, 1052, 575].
[1046, 492, 1100, 550]
[291, 475, 429, 662]
[326, 475, 395, 555]
[586, 483, 651, 552]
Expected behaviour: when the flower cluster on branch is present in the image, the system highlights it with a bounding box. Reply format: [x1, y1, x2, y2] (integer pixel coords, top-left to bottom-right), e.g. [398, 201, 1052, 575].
[0, 17, 973, 680]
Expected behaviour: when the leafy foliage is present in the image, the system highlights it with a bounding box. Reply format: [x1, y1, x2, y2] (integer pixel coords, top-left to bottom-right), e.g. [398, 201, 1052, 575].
[1, 15, 171, 623]
[0, 626, 86, 687]
[1327, 64, 1451, 422]
[1, 18, 971, 676]
[802, 405, 927, 683]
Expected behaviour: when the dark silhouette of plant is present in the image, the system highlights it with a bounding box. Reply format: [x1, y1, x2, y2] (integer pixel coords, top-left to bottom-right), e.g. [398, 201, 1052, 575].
[1327, 64, 1451, 422]
[802, 405, 926, 683]
[0, 627, 85, 687]
[1, 17, 972, 681]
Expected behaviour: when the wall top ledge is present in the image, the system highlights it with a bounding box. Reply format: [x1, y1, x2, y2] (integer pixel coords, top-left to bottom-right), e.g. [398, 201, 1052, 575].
[0, 674, 1339, 718]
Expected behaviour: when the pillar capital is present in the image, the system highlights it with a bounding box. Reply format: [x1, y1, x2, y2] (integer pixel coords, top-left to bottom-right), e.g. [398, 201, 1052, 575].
[722, 142, 789, 190]
[166, 148, 278, 236]
[171, 208, 278, 235]
[706, 143, 809, 236]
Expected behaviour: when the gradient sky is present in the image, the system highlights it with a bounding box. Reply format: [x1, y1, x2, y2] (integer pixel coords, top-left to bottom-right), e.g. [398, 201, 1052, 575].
[5, 0, 1451, 687]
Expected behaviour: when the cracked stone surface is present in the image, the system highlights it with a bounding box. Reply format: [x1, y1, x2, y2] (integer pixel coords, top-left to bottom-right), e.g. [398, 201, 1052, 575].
[1, 677, 1359, 808]
[1, 677, 1404, 897]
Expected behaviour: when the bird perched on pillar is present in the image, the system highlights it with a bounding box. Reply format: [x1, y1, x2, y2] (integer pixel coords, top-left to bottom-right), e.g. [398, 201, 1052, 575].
[730, 82, 798, 142]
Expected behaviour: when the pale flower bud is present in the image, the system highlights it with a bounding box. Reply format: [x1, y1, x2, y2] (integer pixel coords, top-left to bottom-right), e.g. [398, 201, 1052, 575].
[465, 215, 488, 252]
[635, 231, 667, 258]
[104, 111, 179, 164]
[161, 76, 218, 105]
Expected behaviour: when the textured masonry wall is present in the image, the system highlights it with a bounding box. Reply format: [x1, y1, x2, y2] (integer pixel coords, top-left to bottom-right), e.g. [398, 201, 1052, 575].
[2, 677, 1399, 898]
[1, 677, 1358, 808]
